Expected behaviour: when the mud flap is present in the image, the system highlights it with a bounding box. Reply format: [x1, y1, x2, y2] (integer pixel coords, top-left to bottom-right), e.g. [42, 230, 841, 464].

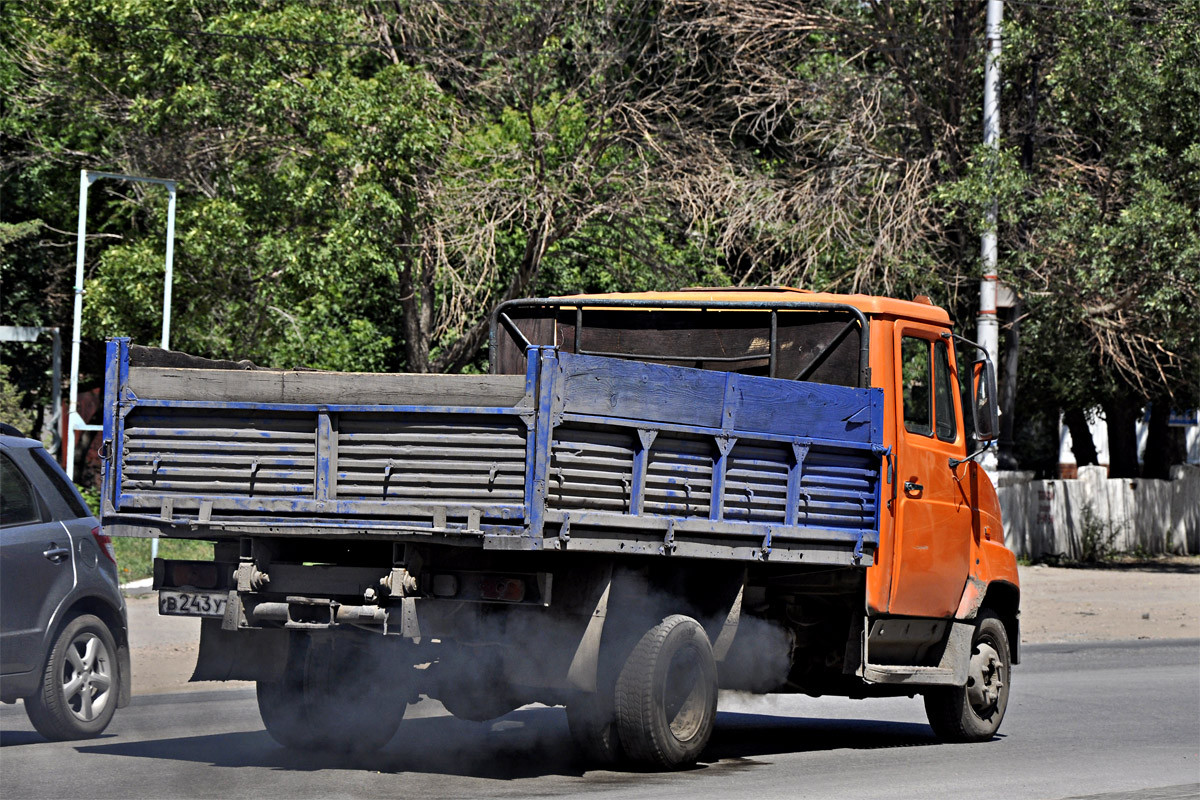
[567, 564, 613, 692]
[191, 618, 289, 682]
[938, 621, 974, 684]
[710, 573, 746, 662]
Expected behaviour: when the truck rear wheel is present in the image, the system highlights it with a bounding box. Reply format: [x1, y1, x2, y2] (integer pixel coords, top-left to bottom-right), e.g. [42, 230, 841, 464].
[257, 633, 405, 753]
[432, 647, 522, 722]
[614, 615, 718, 769]
[924, 610, 1011, 743]
[567, 692, 623, 765]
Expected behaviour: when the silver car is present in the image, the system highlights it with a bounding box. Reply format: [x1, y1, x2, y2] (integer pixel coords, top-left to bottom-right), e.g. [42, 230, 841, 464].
[0, 427, 131, 739]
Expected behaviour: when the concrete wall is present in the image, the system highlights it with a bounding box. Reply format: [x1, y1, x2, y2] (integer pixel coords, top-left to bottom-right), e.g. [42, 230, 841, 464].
[997, 465, 1200, 560]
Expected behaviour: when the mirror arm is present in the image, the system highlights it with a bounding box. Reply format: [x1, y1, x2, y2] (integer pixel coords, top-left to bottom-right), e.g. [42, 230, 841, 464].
[952, 333, 991, 360]
[949, 440, 996, 469]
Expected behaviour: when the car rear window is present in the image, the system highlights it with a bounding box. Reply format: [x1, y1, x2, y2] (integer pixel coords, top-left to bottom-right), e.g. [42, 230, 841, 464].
[29, 448, 91, 519]
[1, 453, 43, 527]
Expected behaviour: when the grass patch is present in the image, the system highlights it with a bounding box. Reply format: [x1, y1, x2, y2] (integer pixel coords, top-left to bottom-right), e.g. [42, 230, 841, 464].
[111, 537, 214, 584]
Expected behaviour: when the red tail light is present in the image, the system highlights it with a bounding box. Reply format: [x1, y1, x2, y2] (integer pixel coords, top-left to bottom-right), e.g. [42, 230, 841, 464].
[91, 527, 117, 565]
[478, 576, 526, 603]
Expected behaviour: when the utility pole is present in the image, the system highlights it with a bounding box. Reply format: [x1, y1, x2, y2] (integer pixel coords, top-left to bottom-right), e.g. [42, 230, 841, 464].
[980, 0, 1003, 471]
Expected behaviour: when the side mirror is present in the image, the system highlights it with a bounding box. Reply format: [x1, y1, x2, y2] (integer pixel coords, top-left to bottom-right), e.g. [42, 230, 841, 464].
[972, 357, 1000, 442]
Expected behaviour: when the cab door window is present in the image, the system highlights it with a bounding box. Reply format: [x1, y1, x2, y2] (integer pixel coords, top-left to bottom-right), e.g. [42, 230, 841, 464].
[934, 340, 959, 443]
[901, 337, 933, 436]
[901, 336, 960, 442]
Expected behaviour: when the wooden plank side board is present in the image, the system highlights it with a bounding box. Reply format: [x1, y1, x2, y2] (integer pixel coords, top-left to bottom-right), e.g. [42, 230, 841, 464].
[725, 374, 881, 443]
[558, 351, 727, 429]
[556, 351, 881, 442]
[128, 367, 531, 407]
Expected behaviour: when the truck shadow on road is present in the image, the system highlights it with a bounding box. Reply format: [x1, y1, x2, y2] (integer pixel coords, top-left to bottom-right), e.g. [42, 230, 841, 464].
[74, 708, 945, 779]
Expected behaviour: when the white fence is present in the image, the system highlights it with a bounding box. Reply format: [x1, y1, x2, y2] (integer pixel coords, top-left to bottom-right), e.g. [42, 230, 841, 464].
[997, 466, 1200, 560]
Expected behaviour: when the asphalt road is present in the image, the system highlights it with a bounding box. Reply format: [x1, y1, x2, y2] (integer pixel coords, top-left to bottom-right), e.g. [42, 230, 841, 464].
[2, 640, 1197, 800]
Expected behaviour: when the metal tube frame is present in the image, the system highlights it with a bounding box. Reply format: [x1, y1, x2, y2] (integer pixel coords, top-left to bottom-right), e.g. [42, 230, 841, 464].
[490, 298, 871, 389]
[67, 169, 178, 481]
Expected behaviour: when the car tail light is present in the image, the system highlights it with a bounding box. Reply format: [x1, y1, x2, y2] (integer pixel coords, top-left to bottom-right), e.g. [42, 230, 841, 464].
[92, 527, 117, 565]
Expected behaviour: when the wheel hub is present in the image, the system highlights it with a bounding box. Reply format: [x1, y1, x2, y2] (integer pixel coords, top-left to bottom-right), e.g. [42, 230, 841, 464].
[663, 646, 709, 742]
[63, 632, 111, 722]
[966, 642, 1003, 714]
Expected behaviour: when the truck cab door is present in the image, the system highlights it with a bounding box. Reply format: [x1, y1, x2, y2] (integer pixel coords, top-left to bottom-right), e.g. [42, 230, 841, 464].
[887, 324, 972, 618]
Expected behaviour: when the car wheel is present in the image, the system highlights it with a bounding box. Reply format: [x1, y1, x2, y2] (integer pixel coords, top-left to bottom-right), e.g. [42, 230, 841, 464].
[614, 615, 718, 769]
[25, 614, 119, 741]
[924, 610, 1012, 742]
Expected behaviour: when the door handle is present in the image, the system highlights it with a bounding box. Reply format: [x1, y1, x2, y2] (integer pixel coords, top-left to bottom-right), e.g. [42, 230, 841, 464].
[42, 544, 71, 564]
[903, 481, 924, 494]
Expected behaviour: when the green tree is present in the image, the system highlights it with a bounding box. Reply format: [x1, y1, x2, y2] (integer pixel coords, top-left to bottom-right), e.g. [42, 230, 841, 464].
[1001, 0, 1198, 474]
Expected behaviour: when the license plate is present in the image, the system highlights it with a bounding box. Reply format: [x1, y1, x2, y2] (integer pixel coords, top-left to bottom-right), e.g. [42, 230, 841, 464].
[159, 590, 227, 619]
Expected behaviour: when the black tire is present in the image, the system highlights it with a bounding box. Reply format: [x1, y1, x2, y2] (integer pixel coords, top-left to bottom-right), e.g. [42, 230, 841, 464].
[615, 615, 718, 769]
[567, 692, 623, 766]
[25, 614, 120, 741]
[438, 688, 522, 722]
[257, 634, 406, 753]
[924, 610, 1012, 743]
[433, 648, 522, 722]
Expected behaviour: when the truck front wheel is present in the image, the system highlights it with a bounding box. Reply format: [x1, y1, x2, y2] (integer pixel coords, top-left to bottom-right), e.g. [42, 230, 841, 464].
[923, 610, 1011, 743]
[257, 633, 405, 753]
[614, 615, 718, 769]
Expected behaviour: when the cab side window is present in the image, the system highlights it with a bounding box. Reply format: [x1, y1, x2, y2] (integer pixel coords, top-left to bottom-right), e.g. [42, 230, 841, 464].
[901, 337, 932, 436]
[934, 341, 959, 443]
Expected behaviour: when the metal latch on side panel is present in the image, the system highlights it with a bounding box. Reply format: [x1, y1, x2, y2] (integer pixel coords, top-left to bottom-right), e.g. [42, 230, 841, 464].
[556, 514, 571, 550]
[873, 444, 893, 482]
[760, 526, 773, 561]
[873, 444, 895, 511]
[659, 519, 677, 556]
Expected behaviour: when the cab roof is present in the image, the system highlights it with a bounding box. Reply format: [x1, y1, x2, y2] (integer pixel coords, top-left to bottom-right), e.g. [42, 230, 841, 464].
[549, 287, 952, 325]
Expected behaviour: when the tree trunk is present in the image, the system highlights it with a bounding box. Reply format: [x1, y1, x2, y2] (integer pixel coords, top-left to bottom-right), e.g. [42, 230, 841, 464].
[1063, 407, 1098, 467]
[1102, 396, 1141, 479]
[1141, 399, 1183, 480]
[398, 211, 437, 374]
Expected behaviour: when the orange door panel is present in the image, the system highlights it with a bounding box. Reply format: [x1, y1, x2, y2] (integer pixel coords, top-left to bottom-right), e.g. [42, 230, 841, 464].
[888, 323, 971, 618]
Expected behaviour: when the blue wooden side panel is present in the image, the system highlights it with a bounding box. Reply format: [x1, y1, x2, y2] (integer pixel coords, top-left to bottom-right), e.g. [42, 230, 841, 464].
[101, 338, 536, 538]
[548, 350, 885, 561]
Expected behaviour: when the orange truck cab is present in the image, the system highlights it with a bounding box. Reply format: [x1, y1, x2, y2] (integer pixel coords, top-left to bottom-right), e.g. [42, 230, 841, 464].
[104, 286, 1019, 770]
